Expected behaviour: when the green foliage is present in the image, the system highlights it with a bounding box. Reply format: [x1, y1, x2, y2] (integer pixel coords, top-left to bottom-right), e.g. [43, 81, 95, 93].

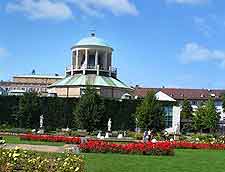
[222, 94, 225, 113]
[104, 99, 138, 131]
[73, 87, 107, 132]
[193, 98, 220, 133]
[0, 96, 19, 126]
[18, 92, 41, 129]
[0, 95, 138, 131]
[135, 91, 165, 131]
[180, 99, 193, 119]
[0, 148, 85, 172]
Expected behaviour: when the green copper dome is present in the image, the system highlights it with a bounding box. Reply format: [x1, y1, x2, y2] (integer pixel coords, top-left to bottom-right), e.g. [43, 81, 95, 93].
[49, 74, 130, 89]
[74, 33, 112, 49]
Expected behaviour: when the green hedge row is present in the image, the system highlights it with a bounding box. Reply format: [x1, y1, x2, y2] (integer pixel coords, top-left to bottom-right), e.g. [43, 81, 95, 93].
[0, 96, 139, 131]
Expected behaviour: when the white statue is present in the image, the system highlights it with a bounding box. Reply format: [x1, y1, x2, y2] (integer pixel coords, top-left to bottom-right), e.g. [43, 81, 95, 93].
[105, 132, 109, 139]
[117, 134, 123, 139]
[174, 123, 180, 140]
[97, 132, 101, 139]
[108, 118, 112, 132]
[40, 115, 44, 128]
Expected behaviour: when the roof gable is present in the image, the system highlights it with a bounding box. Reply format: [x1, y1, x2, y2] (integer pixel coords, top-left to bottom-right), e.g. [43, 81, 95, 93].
[155, 91, 176, 102]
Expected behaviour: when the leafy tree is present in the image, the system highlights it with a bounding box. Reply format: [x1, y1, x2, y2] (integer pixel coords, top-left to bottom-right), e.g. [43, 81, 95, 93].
[222, 94, 225, 113]
[135, 91, 165, 131]
[18, 92, 41, 128]
[181, 99, 193, 120]
[193, 98, 220, 133]
[73, 86, 106, 132]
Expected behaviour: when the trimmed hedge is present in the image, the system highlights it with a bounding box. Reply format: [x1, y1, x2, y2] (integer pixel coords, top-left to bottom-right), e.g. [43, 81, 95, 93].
[0, 96, 139, 131]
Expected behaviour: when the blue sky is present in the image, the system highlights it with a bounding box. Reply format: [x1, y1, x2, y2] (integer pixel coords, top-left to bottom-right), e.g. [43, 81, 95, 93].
[1, 0, 225, 89]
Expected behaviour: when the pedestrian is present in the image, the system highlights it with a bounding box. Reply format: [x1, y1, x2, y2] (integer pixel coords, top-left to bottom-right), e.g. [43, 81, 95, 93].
[143, 130, 148, 143]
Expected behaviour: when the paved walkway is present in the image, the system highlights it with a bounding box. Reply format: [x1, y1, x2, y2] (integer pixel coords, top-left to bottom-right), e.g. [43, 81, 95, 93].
[0, 144, 76, 153]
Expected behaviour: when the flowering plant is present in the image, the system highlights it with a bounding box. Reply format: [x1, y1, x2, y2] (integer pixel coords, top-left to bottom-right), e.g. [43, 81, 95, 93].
[20, 134, 81, 144]
[0, 148, 85, 172]
[171, 141, 225, 150]
[80, 141, 174, 156]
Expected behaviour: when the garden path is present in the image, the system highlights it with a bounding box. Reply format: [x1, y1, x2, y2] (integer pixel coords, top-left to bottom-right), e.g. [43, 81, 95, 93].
[0, 144, 77, 153]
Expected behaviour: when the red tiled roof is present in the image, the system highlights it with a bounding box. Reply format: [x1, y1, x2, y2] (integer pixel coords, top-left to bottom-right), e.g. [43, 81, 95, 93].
[134, 87, 225, 100]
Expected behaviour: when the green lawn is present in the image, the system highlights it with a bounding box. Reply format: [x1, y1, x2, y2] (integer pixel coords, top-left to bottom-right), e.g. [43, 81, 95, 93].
[2, 136, 225, 171]
[84, 149, 225, 172]
[3, 136, 65, 146]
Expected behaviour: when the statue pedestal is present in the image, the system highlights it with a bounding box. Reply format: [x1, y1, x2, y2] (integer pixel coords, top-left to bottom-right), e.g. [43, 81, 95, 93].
[37, 129, 44, 134]
[105, 132, 109, 139]
[117, 134, 123, 139]
[97, 132, 101, 139]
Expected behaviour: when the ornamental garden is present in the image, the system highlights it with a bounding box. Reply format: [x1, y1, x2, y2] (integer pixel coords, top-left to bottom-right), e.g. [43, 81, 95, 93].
[1, 87, 225, 172]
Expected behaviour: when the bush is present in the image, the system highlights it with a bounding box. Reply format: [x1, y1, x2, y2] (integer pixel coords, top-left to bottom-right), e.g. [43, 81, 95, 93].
[127, 131, 143, 140]
[0, 148, 85, 172]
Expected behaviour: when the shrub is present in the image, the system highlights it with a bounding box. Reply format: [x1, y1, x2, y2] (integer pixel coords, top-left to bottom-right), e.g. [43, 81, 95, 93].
[0, 148, 85, 172]
[127, 131, 143, 140]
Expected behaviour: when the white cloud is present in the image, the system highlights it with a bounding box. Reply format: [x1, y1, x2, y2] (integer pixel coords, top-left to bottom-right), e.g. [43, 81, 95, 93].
[180, 42, 225, 67]
[0, 48, 9, 58]
[166, 0, 209, 5]
[6, 0, 73, 20]
[6, 0, 138, 20]
[66, 0, 139, 16]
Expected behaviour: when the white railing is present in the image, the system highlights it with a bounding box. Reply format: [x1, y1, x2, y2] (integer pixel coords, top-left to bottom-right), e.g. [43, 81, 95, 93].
[66, 65, 117, 74]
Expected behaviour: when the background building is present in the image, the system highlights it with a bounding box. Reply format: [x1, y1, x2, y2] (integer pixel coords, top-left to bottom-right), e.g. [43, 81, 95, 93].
[48, 33, 132, 98]
[0, 87, 6, 95]
[134, 87, 225, 133]
[0, 73, 64, 95]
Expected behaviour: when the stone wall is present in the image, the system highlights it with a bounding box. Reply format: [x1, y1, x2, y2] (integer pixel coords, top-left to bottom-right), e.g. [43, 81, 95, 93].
[13, 76, 62, 85]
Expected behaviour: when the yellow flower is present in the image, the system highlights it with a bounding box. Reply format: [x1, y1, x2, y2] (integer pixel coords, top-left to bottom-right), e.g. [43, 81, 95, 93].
[75, 167, 80, 172]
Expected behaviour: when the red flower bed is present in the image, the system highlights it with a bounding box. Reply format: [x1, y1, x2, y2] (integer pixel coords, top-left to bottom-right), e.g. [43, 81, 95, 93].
[20, 134, 81, 144]
[172, 141, 225, 150]
[79, 141, 174, 156]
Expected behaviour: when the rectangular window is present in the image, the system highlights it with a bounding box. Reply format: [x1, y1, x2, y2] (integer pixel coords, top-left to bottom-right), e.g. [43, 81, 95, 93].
[164, 106, 173, 128]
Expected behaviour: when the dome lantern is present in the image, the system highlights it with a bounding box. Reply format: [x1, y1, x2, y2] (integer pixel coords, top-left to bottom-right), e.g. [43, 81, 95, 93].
[67, 33, 116, 78]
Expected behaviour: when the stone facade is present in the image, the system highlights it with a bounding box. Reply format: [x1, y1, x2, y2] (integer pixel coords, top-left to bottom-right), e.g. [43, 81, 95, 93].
[0, 75, 64, 94]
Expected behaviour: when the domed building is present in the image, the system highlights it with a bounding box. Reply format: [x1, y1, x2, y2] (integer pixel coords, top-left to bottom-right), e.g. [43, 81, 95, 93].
[48, 33, 132, 98]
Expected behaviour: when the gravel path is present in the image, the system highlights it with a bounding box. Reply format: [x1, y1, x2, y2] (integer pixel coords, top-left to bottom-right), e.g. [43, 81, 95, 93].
[0, 144, 77, 153]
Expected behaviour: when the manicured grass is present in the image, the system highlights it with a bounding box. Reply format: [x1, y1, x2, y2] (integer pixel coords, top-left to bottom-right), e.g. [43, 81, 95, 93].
[2, 137, 225, 172]
[3, 136, 65, 146]
[84, 149, 225, 172]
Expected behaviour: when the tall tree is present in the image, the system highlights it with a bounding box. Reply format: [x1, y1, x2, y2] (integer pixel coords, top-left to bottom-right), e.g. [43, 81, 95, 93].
[18, 92, 40, 128]
[135, 91, 165, 131]
[181, 99, 193, 120]
[193, 98, 220, 133]
[222, 94, 225, 113]
[73, 86, 106, 132]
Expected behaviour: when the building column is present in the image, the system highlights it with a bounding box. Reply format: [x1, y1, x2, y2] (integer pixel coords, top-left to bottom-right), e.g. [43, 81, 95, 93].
[71, 64, 74, 76]
[109, 66, 112, 77]
[75, 49, 79, 69]
[95, 50, 98, 69]
[104, 51, 107, 70]
[83, 49, 88, 75]
[97, 65, 100, 75]
[85, 49, 88, 68]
